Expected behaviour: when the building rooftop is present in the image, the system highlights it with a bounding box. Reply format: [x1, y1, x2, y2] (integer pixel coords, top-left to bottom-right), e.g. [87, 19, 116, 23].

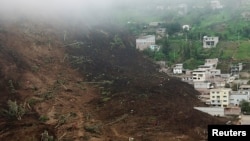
[137, 35, 155, 40]
[239, 85, 250, 89]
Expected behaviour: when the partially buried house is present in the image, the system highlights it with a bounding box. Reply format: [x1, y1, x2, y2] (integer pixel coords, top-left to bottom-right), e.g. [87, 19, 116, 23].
[136, 35, 155, 51]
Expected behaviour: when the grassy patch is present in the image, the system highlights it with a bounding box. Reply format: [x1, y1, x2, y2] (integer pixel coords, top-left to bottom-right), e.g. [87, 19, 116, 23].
[235, 42, 250, 60]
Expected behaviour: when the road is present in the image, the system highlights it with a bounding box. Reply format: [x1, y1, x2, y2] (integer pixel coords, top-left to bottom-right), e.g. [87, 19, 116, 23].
[240, 114, 250, 125]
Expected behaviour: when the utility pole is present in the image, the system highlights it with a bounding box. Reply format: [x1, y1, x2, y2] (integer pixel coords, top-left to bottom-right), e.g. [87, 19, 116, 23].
[238, 32, 240, 45]
[185, 32, 188, 42]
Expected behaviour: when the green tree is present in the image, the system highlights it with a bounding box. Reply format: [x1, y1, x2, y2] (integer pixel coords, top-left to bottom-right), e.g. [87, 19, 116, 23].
[154, 51, 165, 61]
[166, 22, 181, 35]
[247, 80, 250, 85]
[240, 100, 250, 115]
[160, 38, 170, 57]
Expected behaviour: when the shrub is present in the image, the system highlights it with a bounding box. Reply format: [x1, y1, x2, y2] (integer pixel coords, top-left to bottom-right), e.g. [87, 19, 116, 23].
[39, 115, 49, 122]
[2, 100, 25, 120]
[41, 130, 54, 141]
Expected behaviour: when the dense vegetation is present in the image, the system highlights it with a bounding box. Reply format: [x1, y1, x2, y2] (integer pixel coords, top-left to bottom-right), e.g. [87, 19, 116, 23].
[119, 0, 250, 70]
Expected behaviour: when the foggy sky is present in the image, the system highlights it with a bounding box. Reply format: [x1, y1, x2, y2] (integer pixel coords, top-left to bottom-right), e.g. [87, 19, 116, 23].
[0, 0, 236, 26]
[0, 0, 129, 24]
[0, 0, 181, 21]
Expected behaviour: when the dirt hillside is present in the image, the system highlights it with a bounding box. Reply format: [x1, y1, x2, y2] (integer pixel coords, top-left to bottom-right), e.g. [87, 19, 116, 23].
[0, 20, 228, 141]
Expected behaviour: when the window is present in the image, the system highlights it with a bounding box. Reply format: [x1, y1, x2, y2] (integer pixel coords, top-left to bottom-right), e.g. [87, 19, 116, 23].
[211, 41, 215, 46]
[212, 96, 215, 98]
[217, 96, 220, 98]
[223, 100, 227, 102]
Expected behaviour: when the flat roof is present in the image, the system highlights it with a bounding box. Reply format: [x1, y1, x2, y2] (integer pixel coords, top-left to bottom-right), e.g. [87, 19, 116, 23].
[137, 35, 155, 39]
[240, 85, 250, 89]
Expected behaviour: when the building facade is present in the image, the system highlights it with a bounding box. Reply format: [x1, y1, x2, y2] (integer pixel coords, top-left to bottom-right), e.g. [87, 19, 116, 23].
[192, 69, 209, 82]
[203, 36, 219, 48]
[136, 35, 155, 51]
[173, 64, 183, 74]
[210, 88, 231, 107]
[230, 92, 249, 106]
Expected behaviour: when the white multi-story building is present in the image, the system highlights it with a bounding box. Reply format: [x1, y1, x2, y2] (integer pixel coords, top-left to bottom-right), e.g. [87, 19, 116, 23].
[205, 58, 219, 69]
[173, 64, 183, 74]
[192, 68, 209, 82]
[210, 88, 231, 107]
[203, 36, 219, 48]
[136, 35, 155, 51]
[209, 69, 221, 76]
[230, 91, 250, 107]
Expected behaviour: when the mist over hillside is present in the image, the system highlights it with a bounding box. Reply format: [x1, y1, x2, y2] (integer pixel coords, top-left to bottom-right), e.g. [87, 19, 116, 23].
[0, 0, 245, 27]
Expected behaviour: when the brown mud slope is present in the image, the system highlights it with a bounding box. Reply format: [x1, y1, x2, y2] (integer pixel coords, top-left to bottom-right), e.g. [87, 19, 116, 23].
[66, 25, 228, 141]
[0, 19, 228, 141]
[0, 20, 100, 141]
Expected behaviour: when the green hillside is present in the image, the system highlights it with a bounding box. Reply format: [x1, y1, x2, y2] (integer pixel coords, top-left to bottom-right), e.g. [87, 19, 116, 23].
[119, 0, 250, 69]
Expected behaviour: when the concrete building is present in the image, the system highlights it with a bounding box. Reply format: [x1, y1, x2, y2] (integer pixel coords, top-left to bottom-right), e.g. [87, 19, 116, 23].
[224, 107, 241, 116]
[230, 91, 250, 106]
[230, 63, 243, 76]
[181, 75, 193, 85]
[173, 64, 183, 74]
[239, 85, 250, 91]
[194, 81, 213, 89]
[213, 78, 226, 88]
[149, 45, 160, 51]
[192, 68, 209, 82]
[205, 58, 218, 68]
[194, 107, 225, 117]
[149, 22, 161, 27]
[156, 61, 166, 68]
[221, 73, 231, 79]
[210, 88, 231, 107]
[203, 36, 219, 48]
[136, 35, 155, 51]
[198, 65, 214, 71]
[209, 69, 221, 76]
[205, 58, 219, 65]
[156, 28, 166, 36]
[194, 107, 241, 117]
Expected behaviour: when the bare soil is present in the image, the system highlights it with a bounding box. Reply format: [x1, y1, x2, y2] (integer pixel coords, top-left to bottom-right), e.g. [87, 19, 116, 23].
[0, 19, 228, 141]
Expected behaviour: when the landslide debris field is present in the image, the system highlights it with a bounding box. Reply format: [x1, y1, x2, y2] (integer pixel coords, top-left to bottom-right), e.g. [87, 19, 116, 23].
[0, 20, 228, 141]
